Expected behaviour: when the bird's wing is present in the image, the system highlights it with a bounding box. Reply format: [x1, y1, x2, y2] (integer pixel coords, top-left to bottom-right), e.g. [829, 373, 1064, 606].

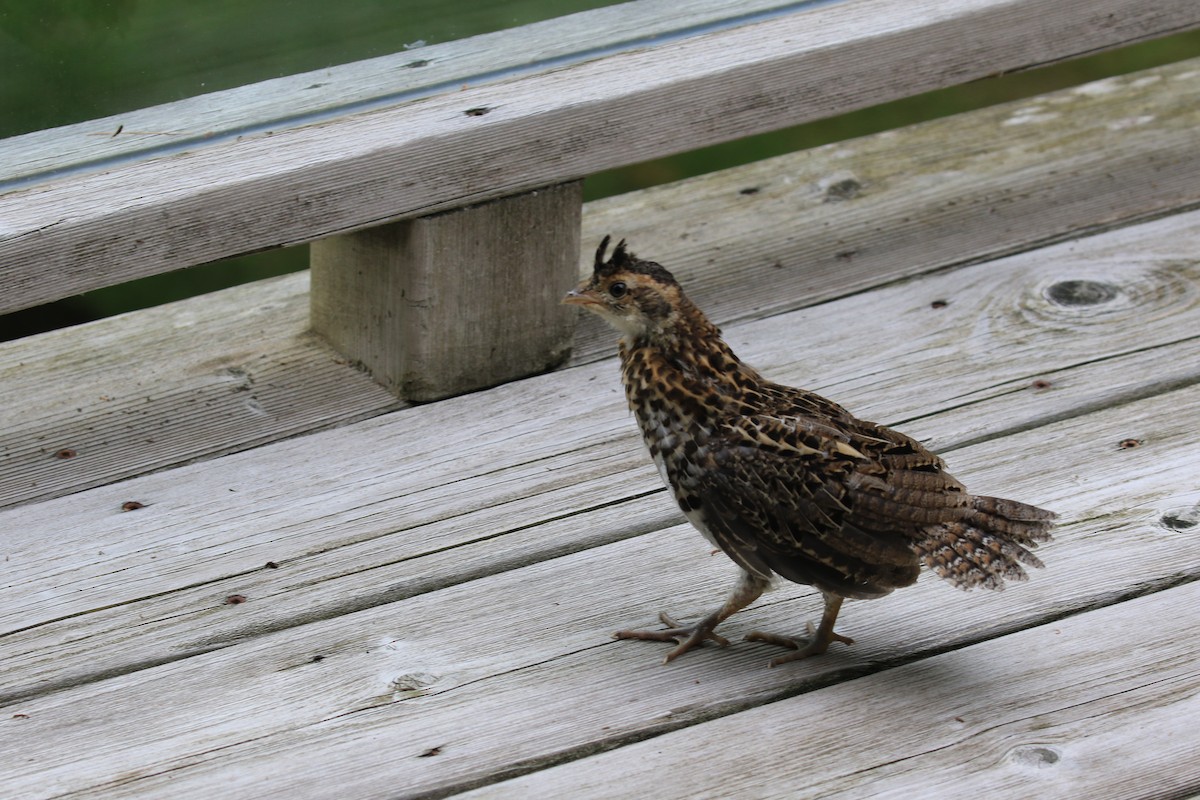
[691, 413, 966, 597]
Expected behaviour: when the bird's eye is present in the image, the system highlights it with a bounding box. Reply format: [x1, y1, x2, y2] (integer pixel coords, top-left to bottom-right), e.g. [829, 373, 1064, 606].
[609, 281, 627, 298]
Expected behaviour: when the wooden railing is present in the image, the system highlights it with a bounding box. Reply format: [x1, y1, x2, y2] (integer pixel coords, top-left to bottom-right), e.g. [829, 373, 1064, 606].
[2, 0, 1197, 401]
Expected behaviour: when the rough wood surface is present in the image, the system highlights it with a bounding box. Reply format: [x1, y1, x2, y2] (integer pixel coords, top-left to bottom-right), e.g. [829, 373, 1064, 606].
[3, 0, 1198, 311]
[0, 0, 802, 185]
[311, 182, 581, 400]
[2, 201, 1198, 798]
[1, 383, 1196, 799]
[4, 209, 1199, 692]
[460, 583, 1200, 800]
[0, 275, 401, 509]
[2, 58, 1198, 509]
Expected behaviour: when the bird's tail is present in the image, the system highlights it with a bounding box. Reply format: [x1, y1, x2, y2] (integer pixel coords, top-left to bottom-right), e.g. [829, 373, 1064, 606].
[915, 496, 1057, 591]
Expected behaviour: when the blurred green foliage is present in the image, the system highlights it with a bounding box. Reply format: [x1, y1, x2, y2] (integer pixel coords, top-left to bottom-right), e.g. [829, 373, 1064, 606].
[0, 1, 1198, 341]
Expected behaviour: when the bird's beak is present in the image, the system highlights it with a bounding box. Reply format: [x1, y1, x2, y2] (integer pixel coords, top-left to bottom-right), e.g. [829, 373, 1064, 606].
[562, 287, 602, 307]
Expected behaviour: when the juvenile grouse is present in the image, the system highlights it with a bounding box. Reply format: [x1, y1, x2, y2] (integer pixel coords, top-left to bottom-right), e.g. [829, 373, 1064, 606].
[563, 237, 1055, 666]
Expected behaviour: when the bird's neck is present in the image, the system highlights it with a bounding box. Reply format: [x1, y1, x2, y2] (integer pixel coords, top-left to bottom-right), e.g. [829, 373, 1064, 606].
[618, 304, 762, 422]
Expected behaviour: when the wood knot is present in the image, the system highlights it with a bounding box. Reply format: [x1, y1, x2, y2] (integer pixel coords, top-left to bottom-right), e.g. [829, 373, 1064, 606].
[1160, 505, 1200, 532]
[1010, 745, 1061, 768]
[1045, 279, 1120, 307]
[819, 171, 863, 202]
[390, 672, 439, 699]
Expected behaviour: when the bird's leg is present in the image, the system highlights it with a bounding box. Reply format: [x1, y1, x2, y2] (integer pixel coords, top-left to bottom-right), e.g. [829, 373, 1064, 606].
[615, 570, 770, 663]
[745, 591, 854, 667]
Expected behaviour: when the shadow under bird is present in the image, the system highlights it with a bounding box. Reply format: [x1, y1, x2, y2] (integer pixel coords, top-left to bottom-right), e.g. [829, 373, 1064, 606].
[564, 237, 1056, 667]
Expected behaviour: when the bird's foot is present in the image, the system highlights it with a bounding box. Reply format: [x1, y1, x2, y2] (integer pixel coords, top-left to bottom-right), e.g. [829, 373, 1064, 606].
[745, 621, 854, 667]
[614, 611, 729, 663]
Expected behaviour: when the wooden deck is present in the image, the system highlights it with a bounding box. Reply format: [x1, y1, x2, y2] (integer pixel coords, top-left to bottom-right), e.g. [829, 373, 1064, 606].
[4, 59, 1200, 799]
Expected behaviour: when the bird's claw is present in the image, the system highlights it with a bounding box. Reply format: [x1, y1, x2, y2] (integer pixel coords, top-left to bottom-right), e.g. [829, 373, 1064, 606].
[745, 620, 854, 667]
[614, 611, 729, 663]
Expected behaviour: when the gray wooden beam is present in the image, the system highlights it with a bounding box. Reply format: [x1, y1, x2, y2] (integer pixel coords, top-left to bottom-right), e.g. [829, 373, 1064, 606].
[310, 181, 581, 401]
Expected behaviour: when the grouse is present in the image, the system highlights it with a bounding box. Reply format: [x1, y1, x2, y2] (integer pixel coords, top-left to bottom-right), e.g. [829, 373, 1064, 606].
[563, 237, 1055, 666]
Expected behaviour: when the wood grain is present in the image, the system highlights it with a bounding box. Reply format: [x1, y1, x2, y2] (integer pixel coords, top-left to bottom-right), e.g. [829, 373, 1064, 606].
[572, 56, 1200, 364]
[1, 383, 1197, 798]
[2, 0, 1197, 311]
[2, 208, 1197, 711]
[0, 275, 401, 508]
[459, 583, 1200, 800]
[3, 58, 1198, 509]
[0, 0, 803, 185]
[311, 182, 581, 400]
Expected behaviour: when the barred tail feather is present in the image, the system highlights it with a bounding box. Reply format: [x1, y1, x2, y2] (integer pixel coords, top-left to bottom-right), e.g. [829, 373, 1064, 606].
[916, 495, 1056, 591]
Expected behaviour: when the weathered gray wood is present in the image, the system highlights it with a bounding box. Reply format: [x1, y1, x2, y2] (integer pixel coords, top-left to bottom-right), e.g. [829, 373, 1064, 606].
[1, 382, 1197, 798]
[3, 0, 1197, 311]
[459, 583, 1200, 800]
[0, 275, 401, 509]
[310, 182, 581, 400]
[0, 0, 803, 185]
[3, 208, 1198, 707]
[573, 55, 1200, 365]
[3, 58, 1198, 508]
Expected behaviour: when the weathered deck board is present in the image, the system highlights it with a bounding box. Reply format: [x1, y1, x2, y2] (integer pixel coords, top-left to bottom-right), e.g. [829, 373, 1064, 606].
[0, 0, 804, 184]
[2, 382, 1197, 798]
[3, 209, 1198, 703]
[0, 276, 401, 508]
[574, 56, 1200, 365]
[459, 583, 1200, 800]
[3, 57, 1199, 509]
[3, 0, 1198, 311]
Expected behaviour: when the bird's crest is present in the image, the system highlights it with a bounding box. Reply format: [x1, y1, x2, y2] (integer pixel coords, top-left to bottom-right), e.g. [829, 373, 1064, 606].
[593, 235, 679, 285]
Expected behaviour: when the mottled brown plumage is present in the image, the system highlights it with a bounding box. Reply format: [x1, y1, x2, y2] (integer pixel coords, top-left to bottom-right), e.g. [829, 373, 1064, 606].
[564, 236, 1056, 666]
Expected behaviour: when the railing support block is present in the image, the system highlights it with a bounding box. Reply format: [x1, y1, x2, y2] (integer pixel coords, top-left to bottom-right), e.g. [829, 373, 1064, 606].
[310, 181, 581, 401]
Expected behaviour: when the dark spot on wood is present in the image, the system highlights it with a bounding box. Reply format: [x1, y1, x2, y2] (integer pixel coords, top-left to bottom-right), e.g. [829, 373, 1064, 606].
[1045, 279, 1120, 307]
[121, 501, 144, 511]
[835, 250, 857, 261]
[1031, 379, 1052, 390]
[738, 187, 760, 195]
[54, 448, 77, 459]
[823, 177, 862, 202]
[224, 594, 248, 605]
[311, 654, 325, 662]
[419, 746, 443, 758]
[11, 713, 29, 719]
[1118, 438, 1142, 449]
[405, 59, 430, 68]
[464, 107, 491, 117]
[265, 561, 280, 569]
[1011, 745, 1061, 768]
[930, 300, 948, 309]
[1160, 505, 1200, 531]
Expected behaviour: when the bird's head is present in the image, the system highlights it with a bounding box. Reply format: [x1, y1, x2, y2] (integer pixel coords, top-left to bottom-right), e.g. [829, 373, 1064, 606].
[563, 236, 686, 343]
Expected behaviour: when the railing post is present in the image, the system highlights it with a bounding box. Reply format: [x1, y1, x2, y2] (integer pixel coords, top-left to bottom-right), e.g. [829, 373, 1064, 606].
[310, 181, 581, 402]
